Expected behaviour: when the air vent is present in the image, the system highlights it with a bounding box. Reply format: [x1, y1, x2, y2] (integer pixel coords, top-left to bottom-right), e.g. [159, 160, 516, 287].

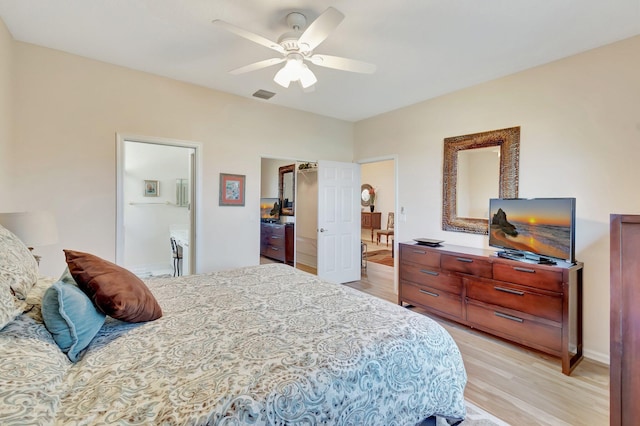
[252, 89, 276, 100]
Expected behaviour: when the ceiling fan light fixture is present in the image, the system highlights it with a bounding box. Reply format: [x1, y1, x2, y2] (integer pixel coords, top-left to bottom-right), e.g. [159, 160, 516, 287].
[215, 8, 374, 91]
[274, 65, 293, 88]
[273, 55, 316, 89]
[298, 64, 317, 88]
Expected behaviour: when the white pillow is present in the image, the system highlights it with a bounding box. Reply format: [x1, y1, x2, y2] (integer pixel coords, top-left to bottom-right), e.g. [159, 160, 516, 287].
[0, 280, 25, 330]
[0, 224, 39, 300]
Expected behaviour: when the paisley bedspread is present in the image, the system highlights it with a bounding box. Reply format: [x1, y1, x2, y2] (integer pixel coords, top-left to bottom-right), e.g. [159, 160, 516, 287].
[1, 263, 466, 425]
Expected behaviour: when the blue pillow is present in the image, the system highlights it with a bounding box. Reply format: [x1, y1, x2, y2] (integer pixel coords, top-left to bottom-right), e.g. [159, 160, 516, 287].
[59, 267, 77, 285]
[41, 281, 106, 362]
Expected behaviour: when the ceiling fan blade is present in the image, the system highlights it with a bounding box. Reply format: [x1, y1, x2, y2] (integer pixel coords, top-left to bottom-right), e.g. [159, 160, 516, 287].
[212, 20, 284, 54]
[297, 7, 344, 52]
[308, 54, 376, 74]
[229, 58, 285, 75]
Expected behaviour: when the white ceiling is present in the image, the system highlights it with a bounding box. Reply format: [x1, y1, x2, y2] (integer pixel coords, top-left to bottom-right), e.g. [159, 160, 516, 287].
[1, 0, 639, 122]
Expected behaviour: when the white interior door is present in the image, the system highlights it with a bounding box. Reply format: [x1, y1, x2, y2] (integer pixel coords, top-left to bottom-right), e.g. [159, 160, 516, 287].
[317, 160, 361, 283]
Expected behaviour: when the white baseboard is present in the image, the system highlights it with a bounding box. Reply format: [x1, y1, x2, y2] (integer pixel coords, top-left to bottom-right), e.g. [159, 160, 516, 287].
[583, 349, 609, 365]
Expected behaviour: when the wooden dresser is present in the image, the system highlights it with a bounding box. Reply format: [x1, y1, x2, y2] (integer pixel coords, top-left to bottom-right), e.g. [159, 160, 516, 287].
[260, 222, 294, 266]
[610, 214, 640, 425]
[399, 242, 584, 375]
[361, 212, 381, 242]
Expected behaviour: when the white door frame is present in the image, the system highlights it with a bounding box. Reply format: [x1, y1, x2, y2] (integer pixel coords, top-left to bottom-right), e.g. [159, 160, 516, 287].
[115, 133, 203, 273]
[357, 155, 399, 292]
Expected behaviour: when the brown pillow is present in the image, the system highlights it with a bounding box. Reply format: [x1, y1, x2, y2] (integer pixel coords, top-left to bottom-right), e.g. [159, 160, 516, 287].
[63, 250, 162, 323]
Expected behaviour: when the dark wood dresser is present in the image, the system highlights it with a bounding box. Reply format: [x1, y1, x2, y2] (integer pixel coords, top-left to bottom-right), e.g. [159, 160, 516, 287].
[399, 242, 584, 375]
[260, 222, 294, 266]
[610, 214, 640, 425]
[361, 212, 381, 242]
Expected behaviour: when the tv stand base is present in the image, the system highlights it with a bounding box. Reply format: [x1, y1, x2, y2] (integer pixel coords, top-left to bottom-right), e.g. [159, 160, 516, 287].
[497, 250, 557, 265]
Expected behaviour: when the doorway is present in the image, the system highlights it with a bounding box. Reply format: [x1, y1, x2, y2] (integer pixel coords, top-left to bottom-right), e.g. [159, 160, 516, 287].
[359, 158, 397, 285]
[116, 135, 200, 277]
[259, 157, 361, 284]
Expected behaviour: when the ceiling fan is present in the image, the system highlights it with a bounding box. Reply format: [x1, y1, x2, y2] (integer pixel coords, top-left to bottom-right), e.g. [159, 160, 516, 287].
[212, 7, 376, 89]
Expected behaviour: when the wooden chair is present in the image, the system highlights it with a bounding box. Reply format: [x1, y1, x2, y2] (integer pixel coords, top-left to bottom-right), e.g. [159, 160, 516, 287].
[170, 237, 183, 277]
[376, 213, 394, 246]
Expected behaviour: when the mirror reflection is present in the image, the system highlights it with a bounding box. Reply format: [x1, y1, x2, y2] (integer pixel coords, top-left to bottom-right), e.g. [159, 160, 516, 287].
[279, 164, 295, 216]
[456, 147, 499, 218]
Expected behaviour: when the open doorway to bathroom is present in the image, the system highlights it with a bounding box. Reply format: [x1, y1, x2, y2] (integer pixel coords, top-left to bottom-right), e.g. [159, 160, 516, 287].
[116, 136, 199, 278]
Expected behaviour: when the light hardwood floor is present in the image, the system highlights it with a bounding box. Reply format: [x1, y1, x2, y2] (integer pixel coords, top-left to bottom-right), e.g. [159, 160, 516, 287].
[345, 262, 609, 426]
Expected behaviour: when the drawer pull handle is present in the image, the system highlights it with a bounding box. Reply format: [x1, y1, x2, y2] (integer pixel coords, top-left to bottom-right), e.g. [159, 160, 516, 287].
[412, 250, 427, 254]
[456, 257, 473, 263]
[419, 289, 439, 297]
[514, 267, 536, 273]
[495, 312, 524, 323]
[420, 269, 439, 276]
[270, 247, 280, 251]
[270, 236, 282, 239]
[494, 286, 525, 296]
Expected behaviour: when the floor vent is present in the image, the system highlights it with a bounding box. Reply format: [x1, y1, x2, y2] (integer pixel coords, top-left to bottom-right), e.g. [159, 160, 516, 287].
[253, 89, 276, 100]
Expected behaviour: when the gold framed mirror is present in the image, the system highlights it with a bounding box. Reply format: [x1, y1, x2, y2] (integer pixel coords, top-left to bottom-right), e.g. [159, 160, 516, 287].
[442, 126, 520, 235]
[279, 164, 295, 216]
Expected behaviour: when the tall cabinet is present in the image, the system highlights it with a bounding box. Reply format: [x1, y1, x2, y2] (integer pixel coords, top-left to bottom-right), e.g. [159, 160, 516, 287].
[610, 214, 640, 425]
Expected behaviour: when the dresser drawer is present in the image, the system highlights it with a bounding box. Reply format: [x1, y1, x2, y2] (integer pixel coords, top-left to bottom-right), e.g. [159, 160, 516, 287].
[399, 245, 441, 268]
[400, 263, 462, 294]
[264, 245, 286, 262]
[266, 232, 285, 249]
[441, 254, 492, 278]
[467, 302, 561, 353]
[466, 279, 562, 323]
[493, 263, 563, 292]
[401, 282, 463, 319]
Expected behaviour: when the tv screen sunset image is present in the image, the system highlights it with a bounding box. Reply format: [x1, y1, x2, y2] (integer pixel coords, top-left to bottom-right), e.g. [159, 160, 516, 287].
[489, 198, 574, 260]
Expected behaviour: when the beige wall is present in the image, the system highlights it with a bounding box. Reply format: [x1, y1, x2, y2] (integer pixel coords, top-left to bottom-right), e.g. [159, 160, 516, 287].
[354, 34, 640, 362]
[8, 41, 354, 276]
[260, 158, 292, 199]
[0, 19, 13, 206]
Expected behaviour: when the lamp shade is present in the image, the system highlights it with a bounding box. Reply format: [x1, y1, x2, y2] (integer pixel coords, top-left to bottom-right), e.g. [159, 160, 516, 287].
[273, 54, 318, 89]
[0, 211, 59, 248]
[298, 64, 317, 88]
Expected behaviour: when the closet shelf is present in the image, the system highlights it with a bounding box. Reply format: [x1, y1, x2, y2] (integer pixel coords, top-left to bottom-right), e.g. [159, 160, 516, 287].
[297, 162, 317, 173]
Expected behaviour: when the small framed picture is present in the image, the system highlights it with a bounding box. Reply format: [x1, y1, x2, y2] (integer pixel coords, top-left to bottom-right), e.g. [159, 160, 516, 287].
[144, 180, 159, 197]
[219, 173, 245, 206]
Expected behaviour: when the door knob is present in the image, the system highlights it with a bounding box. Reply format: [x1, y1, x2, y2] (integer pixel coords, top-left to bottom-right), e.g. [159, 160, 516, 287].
[319, 228, 327, 233]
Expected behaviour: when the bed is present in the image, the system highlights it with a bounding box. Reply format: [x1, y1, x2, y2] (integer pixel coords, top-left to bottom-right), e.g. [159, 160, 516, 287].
[0, 228, 466, 425]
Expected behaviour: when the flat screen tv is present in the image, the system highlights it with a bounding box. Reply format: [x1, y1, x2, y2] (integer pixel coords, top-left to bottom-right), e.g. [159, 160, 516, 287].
[260, 198, 280, 222]
[489, 198, 576, 264]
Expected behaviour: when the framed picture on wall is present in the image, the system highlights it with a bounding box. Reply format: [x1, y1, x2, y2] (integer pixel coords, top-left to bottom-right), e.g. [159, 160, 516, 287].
[144, 180, 159, 197]
[219, 173, 245, 206]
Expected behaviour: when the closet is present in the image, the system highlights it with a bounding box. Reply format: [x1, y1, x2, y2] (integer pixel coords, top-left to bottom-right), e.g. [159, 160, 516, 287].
[610, 214, 640, 425]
